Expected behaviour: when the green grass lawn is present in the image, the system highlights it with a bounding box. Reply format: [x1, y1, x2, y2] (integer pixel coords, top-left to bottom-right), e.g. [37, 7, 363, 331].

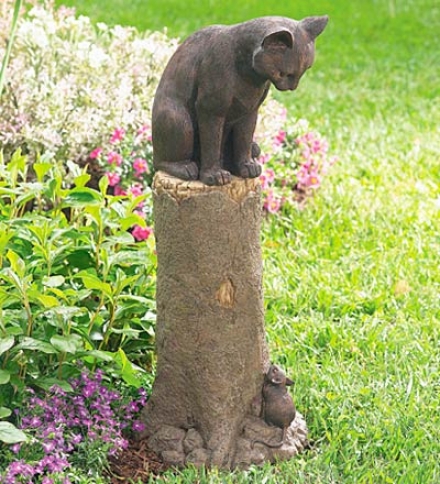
[55, 0, 440, 482]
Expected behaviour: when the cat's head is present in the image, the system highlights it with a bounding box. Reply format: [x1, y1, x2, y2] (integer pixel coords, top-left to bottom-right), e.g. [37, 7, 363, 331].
[252, 16, 328, 91]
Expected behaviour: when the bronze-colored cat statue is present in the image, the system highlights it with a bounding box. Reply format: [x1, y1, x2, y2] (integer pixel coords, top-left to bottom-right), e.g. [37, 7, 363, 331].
[152, 16, 328, 186]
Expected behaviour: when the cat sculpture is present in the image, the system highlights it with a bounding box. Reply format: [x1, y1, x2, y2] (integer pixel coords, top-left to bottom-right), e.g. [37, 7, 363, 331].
[152, 16, 328, 186]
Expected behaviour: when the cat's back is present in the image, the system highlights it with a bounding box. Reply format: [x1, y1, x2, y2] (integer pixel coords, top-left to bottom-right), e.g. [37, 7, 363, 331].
[168, 25, 228, 67]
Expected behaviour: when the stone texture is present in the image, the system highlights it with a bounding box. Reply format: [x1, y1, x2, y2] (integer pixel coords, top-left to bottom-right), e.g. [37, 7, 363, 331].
[141, 172, 308, 468]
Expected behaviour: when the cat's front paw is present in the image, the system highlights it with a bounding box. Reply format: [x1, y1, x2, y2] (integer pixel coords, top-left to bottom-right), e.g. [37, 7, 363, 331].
[200, 168, 232, 186]
[235, 160, 262, 179]
[251, 142, 261, 159]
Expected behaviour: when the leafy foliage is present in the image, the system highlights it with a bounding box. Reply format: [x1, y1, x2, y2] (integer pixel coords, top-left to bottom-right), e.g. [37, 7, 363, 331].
[0, 151, 156, 429]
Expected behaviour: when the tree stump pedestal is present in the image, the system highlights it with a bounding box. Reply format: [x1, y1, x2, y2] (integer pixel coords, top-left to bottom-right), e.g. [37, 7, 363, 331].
[140, 172, 308, 469]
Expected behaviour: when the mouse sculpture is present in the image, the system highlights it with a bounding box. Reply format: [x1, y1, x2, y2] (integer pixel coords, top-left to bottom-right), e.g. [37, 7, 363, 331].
[152, 15, 328, 186]
[252, 364, 296, 449]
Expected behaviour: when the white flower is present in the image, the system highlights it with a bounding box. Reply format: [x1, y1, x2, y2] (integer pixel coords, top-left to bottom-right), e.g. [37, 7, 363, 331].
[88, 45, 109, 68]
[19, 23, 49, 48]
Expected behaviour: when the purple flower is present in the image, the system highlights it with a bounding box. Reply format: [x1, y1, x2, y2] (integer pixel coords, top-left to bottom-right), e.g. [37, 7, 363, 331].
[42, 440, 57, 453]
[7, 460, 35, 478]
[127, 401, 140, 413]
[82, 382, 98, 398]
[11, 443, 21, 454]
[4, 368, 151, 481]
[132, 420, 145, 432]
[71, 433, 82, 445]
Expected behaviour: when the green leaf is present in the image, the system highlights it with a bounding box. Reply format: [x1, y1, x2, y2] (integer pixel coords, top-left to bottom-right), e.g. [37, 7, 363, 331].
[77, 273, 113, 297]
[120, 294, 155, 305]
[63, 188, 103, 207]
[109, 250, 151, 266]
[15, 183, 45, 206]
[46, 287, 68, 301]
[47, 306, 86, 320]
[120, 214, 146, 231]
[33, 162, 53, 182]
[0, 0, 23, 99]
[38, 294, 60, 308]
[74, 173, 91, 188]
[0, 369, 11, 384]
[0, 187, 18, 197]
[79, 349, 114, 362]
[42, 275, 66, 288]
[105, 232, 136, 245]
[0, 406, 12, 418]
[116, 348, 142, 387]
[6, 250, 25, 278]
[15, 337, 57, 354]
[35, 378, 73, 392]
[0, 335, 14, 356]
[50, 334, 82, 354]
[0, 422, 28, 443]
[65, 249, 94, 270]
[0, 227, 12, 255]
[7, 149, 26, 176]
[99, 175, 109, 195]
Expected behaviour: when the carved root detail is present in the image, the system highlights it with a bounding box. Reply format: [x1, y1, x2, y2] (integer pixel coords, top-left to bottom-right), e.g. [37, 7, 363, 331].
[142, 412, 308, 469]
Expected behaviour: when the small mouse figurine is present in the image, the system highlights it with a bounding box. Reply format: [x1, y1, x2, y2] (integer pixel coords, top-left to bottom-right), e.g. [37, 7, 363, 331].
[252, 364, 296, 449]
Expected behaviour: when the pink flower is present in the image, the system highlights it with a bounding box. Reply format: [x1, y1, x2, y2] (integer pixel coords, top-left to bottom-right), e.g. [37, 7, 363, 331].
[136, 124, 152, 142]
[89, 147, 103, 159]
[279, 107, 287, 121]
[257, 153, 270, 165]
[263, 189, 282, 214]
[106, 172, 120, 187]
[114, 185, 127, 196]
[259, 168, 275, 190]
[129, 184, 143, 198]
[264, 168, 275, 184]
[134, 208, 146, 219]
[107, 151, 122, 166]
[296, 166, 321, 190]
[129, 184, 144, 207]
[273, 130, 286, 147]
[133, 157, 148, 175]
[312, 138, 328, 154]
[132, 225, 153, 241]
[110, 127, 125, 144]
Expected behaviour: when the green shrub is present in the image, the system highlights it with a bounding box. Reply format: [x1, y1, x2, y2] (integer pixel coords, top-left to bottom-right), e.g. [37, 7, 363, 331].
[0, 150, 156, 421]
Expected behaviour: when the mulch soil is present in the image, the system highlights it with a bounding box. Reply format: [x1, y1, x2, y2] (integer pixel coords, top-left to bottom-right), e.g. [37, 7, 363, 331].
[107, 439, 172, 483]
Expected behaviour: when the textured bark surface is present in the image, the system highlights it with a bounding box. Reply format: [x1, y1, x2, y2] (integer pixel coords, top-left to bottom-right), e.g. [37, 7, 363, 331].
[141, 172, 308, 469]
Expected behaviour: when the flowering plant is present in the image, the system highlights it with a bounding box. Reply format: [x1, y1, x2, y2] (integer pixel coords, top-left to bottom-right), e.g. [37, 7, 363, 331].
[0, 370, 147, 484]
[87, 125, 154, 241]
[0, 1, 178, 162]
[257, 117, 338, 213]
[0, 1, 336, 213]
[89, 111, 337, 222]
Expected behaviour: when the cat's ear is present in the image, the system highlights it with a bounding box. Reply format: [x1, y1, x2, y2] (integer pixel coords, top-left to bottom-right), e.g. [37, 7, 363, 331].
[300, 15, 329, 40]
[262, 30, 294, 49]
